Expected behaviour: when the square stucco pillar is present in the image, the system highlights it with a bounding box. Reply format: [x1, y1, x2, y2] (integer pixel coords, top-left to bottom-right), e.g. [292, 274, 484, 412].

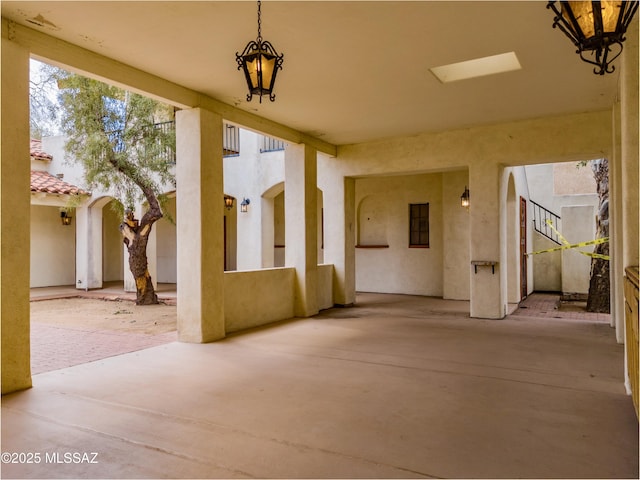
[323, 176, 356, 306]
[176, 108, 225, 342]
[285, 143, 319, 317]
[1, 39, 32, 393]
[469, 163, 505, 319]
[75, 204, 104, 290]
[621, 19, 639, 269]
[620, 18, 639, 394]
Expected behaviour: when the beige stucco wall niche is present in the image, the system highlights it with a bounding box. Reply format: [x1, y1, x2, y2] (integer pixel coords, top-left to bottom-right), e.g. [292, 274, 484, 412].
[354, 172, 444, 297]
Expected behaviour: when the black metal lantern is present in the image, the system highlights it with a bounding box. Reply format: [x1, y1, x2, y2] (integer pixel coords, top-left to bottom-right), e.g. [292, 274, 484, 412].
[547, 1, 639, 75]
[236, 1, 284, 103]
[60, 210, 72, 226]
[460, 187, 470, 208]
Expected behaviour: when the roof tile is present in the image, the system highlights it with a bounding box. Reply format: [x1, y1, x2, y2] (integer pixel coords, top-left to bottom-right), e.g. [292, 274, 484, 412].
[31, 170, 89, 195]
[30, 139, 53, 161]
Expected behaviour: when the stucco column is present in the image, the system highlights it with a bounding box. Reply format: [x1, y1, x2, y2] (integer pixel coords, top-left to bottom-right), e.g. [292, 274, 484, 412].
[261, 196, 275, 268]
[75, 204, 104, 290]
[620, 18, 639, 394]
[469, 163, 505, 319]
[1, 39, 32, 393]
[609, 101, 623, 338]
[322, 174, 356, 306]
[285, 143, 319, 317]
[621, 19, 639, 269]
[176, 108, 225, 342]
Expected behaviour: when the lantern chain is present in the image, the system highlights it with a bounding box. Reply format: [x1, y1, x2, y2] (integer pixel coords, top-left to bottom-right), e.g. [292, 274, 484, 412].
[257, 0, 262, 43]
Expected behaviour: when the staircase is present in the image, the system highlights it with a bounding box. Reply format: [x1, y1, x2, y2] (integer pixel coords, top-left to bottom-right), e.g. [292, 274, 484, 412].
[531, 200, 562, 245]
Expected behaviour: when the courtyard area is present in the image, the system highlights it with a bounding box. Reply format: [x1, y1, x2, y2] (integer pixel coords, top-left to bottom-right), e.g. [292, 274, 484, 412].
[2, 291, 637, 478]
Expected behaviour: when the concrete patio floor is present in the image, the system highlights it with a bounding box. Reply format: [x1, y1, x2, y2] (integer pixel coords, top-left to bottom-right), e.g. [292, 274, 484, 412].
[2, 292, 638, 479]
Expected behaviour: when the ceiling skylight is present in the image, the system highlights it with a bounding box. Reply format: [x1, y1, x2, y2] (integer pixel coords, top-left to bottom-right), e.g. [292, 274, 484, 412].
[430, 52, 522, 83]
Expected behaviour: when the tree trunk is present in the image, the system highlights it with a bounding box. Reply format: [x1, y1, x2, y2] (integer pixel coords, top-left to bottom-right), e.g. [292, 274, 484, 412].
[120, 212, 159, 305]
[586, 159, 610, 313]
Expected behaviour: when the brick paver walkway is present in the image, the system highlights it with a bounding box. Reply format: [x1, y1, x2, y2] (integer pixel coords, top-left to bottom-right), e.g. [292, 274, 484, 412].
[31, 323, 177, 375]
[511, 292, 610, 323]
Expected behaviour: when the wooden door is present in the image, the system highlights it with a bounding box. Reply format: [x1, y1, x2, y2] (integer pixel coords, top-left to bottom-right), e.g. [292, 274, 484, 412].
[520, 197, 527, 300]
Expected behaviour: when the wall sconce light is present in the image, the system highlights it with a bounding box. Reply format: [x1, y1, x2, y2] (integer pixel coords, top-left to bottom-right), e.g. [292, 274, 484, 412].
[60, 210, 72, 226]
[240, 198, 251, 213]
[547, 1, 638, 75]
[236, 0, 284, 103]
[460, 187, 470, 208]
[224, 196, 235, 210]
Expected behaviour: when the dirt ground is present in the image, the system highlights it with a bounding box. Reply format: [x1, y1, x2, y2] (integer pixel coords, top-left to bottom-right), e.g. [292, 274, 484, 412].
[30, 298, 177, 335]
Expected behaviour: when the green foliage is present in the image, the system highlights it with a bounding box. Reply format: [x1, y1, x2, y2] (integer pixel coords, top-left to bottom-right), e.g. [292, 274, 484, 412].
[54, 69, 176, 211]
[29, 61, 62, 138]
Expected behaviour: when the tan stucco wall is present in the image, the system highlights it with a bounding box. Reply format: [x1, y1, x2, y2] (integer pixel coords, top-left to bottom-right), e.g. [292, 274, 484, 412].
[532, 234, 562, 292]
[30, 205, 76, 287]
[156, 196, 177, 283]
[355, 173, 443, 296]
[317, 264, 334, 310]
[102, 201, 124, 282]
[561, 205, 596, 295]
[553, 162, 597, 195]
[224, 268, 295, 333]
[442, 170, 470, 300]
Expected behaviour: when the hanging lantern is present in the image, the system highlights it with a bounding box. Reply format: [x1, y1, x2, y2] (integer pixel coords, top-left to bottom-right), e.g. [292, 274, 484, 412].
[236, 1, 284, 102]
[60, 210, 72, 226]
[547, 1, 639, 75]
[460, 187, 470, 208]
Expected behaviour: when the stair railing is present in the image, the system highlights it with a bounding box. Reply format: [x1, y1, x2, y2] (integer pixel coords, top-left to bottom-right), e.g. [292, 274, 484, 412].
[531, 200, 562, 245]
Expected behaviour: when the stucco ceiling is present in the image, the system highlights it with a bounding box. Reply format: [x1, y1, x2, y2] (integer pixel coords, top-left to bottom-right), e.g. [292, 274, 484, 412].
[2, 1, 621, 146]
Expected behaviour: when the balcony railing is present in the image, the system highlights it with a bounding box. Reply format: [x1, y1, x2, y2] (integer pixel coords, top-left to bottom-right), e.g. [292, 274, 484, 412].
[223, 124, 240, 157]
[153, 120, 176, 163]
[140, 121, 240, 162]
[106, 121, 242, 161]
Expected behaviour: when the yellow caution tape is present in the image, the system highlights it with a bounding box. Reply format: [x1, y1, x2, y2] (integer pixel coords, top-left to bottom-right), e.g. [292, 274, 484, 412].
[542, 220, 610, 260]
[526, 236, 609, 256]
[545, 219, 570, 245]
[579, 251, 611, 260]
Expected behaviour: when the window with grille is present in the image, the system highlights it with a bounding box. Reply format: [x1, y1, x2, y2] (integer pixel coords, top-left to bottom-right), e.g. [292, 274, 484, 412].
[409, 203, 429, 247]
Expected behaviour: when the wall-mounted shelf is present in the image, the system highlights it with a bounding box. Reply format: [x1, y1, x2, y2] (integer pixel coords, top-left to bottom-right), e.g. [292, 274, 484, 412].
[471, 260, 498, 274]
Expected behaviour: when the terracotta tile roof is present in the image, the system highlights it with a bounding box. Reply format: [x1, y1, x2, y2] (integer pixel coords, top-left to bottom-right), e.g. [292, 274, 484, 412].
[30, 139, 53, 161]
[31, 170, 89, 195]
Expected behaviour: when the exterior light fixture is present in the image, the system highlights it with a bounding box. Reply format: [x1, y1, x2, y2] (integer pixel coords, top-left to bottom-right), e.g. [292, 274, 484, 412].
[225, 196, 235, 210]
[60, 210, 72, 226]
[547, 1, 639, 75]
[461, 187, 470, 208]
[236, 0, 284, 103]
[240, 198, 251, 213]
